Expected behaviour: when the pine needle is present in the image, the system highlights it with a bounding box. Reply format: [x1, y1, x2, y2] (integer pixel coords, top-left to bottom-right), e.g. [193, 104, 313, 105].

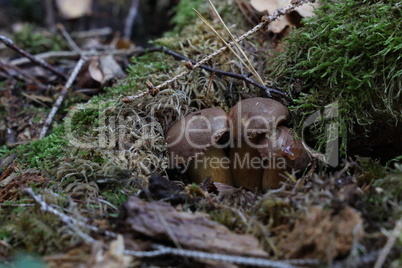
[193, 6, 264, 86]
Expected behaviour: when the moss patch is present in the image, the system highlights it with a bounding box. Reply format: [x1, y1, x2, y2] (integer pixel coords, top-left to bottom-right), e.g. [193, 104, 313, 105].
[269, 0, 402, 158]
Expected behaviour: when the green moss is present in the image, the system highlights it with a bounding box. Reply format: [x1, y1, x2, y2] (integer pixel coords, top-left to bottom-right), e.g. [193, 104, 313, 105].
[14, 125, 67, 170]
[269, 0, 402, 156]
[170, 0, 206, 34]
[13, 23, 67, 54]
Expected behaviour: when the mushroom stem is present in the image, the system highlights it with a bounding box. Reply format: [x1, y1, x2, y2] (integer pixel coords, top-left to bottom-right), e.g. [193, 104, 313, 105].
[188, 146, 233, 185]
[261, 157, 291, 191]
[230, 138, 263, 191]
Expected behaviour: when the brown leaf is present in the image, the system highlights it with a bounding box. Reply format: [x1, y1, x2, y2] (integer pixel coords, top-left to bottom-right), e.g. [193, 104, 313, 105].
[88, 55, 125, 85]
[250, 0, 320, 33]
[121, 196, 268, 257]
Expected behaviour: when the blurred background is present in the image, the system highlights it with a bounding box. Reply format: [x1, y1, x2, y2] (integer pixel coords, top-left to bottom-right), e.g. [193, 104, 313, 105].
[0, 0, 179, 46]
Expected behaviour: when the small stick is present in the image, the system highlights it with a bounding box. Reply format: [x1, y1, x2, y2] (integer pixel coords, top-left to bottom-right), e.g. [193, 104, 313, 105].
[150, 47, 284, 96]
[374, 218, 402, 268]
[21, 187, 319, 267]
[57, 24, 82, 54]
[122, 0, 314, 103]
[73, 27, 113, 39]
[0, 35, 67, 80]
[39, 57, 87, 138]
[124, 0, 140, 40]
[21, 187, 96, 244]
[9, 48, 138, 65]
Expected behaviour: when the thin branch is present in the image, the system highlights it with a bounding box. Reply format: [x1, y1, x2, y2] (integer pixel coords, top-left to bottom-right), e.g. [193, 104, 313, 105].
[374, 217, 402, 268]
[145, 46, 283, 96]
[0, 35, 67, 80]
[21, 188, 96, 244]
[9, 48, 138, 65]
[206, 0, 265, 86]
[124, 0, 140, 40]
[122, 0, 314, 103]
[39, 57, 87, 138]
[21, 187, 320, 267]
[73, 27, 113, 39]
[57, 24, 82, 54]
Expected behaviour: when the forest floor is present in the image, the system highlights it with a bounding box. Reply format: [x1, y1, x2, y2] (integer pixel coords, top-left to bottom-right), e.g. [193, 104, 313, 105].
[0, 0, 401, 267]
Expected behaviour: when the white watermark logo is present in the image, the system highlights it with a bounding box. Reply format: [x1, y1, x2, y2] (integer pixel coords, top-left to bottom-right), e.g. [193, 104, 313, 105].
[64, 100, 340, 170]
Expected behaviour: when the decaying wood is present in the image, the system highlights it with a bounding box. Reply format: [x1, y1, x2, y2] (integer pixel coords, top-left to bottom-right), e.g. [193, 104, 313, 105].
[121, 196, 268, 257]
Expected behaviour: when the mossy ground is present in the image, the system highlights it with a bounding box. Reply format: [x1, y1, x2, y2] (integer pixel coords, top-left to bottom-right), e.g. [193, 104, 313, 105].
[1, 0, 401, 266]
[269, 0, 402, 157]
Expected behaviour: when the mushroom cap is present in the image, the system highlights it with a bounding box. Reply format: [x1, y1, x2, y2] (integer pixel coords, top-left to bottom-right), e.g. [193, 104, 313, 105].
[257, 126, 304, 160]
[229, 97, 289, 141]
[166, 108, 229, 167]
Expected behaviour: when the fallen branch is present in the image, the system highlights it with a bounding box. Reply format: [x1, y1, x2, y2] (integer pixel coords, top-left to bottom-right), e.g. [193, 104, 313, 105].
[124, 0, 140, 40]
[57, 24, 82, 54]
[21, 187, 96, 244]
[122, 0, 315, 103]
[374, 217, 402, 268]
[21, 187, 320, 267]
[142, 46, 284, 97]
[9, 48, 138, 65]
[39, 57, 87, 138]
[0, 35, 67, 80]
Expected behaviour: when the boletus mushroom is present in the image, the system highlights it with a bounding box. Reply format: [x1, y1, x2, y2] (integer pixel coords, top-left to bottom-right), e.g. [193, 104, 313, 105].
[229, 97, 290, 191]
[258, 126, 310, 190]
[166, 108, 233, 185]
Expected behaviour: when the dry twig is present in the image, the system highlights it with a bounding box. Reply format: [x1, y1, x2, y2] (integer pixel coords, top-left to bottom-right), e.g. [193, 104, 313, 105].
[374, 218, 402, 268]
[122, 0, 315, 103]
[21, 187, 319, 267]
[0, 35, 67, 80]
[124, 0, 140, 40]
[141, 47, 283, 96]
[39, 57, 87, 138]
[57, 24, 82, 54]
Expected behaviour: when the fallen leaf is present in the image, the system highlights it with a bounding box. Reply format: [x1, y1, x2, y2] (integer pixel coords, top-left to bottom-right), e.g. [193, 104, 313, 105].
[121, 196, 268, 257]
[250, 0, 320, 33]
[88, 55, 125, 85]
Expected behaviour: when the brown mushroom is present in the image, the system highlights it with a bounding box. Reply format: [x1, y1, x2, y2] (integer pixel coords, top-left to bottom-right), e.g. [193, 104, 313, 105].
[258, 126, 310, 190]
[229, 98, 290, 191]
[166, 108, 233, 185]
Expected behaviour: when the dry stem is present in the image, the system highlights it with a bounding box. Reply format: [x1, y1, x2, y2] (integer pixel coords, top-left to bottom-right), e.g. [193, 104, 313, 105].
[122, 0, 315, 103]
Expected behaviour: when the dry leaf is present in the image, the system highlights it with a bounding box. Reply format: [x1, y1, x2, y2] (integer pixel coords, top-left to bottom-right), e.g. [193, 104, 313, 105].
[250, 0, 320, 33]
[88, 55, 125, 85]
[121, 196, 268, 257]
[98, 55, 125, 83]
[56, 0, 93, 20]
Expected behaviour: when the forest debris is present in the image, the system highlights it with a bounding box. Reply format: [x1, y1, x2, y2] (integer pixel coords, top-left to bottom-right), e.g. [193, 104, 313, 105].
[44, 244, 93, 268]
[278, 206, 364, 260]
[90, 55, 125, 85]
[0, 171, 47, 202]
[121, 196, 268, 257]
[146, 174, 187, 204]
[40, 57, 87, 138]
[87, 236, 133, 268]
[0, 35, 67, 80]
[250, 0, 320, 33]
[122, 0, 311, 103]
[55, 0, 93, 20]
[374, 217, 402, 268]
